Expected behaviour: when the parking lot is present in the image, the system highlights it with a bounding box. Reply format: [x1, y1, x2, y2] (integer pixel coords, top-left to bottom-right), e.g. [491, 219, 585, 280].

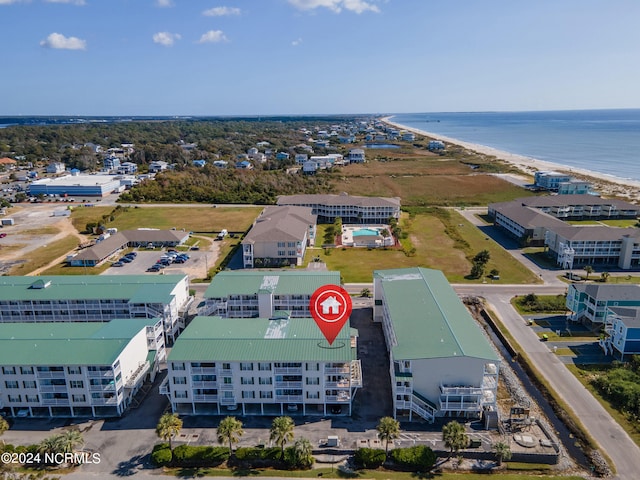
[101, 245, 211, 279]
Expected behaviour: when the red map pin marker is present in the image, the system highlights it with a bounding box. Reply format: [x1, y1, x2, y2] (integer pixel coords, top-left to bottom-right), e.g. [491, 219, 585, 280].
[309, 284, 352, 346]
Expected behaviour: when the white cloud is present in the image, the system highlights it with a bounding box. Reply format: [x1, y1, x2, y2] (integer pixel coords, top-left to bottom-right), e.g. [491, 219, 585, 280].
[39, 32, 86, 50]
[0, 0, 28, 5]
[288, 0, 379, 14]
[202, 6, 240, 17]
[44, 0, 86, 5]
[197, 30, 228, 44]
[153, 31, 181, 47]
[292, 37, 303, 46]
[155, 0, 173, 7]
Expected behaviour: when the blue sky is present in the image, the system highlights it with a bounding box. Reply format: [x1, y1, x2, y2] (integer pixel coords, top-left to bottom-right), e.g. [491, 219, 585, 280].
[2, 0, 640, 116]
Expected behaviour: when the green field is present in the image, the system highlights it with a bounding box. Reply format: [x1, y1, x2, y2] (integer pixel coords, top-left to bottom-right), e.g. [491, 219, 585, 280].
[9, 236, 79, 275]
[71, 205, 261, 234]
[306, 209, 540, 284]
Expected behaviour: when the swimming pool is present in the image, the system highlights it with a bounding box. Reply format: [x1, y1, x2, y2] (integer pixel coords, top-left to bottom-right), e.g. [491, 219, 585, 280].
[353, 228, 380, 237]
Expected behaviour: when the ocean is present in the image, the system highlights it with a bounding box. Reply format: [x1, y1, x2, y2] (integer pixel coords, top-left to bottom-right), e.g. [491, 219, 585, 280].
[390, 109, 640, 182]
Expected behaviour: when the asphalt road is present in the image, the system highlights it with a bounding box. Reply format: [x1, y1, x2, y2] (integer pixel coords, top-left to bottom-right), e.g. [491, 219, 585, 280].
[479, 290, 640, 479]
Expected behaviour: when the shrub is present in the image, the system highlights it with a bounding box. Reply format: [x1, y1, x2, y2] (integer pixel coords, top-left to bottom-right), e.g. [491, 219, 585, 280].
[354, 448, 386, 468]
[390, 445, 437, 471]
[150, 443, 172, 466]
[171, 444, 229, 467]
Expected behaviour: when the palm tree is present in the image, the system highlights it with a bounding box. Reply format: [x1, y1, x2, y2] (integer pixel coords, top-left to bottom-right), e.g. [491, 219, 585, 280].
[442, 421, 469, 459]
[38, 435, 63, 456]
[584, 265, 593, 280]
[291, 438, 314, 468]
[492, 441, 512, 466]
[155, 413, 182, 451]
[270, 416, 295, 457]
[601, 271, 610, 283]
[0, 416, 8, 445]
[376, 416, 400, 454]
[217, 416, 244, 454]
[56, 430, 84, 454]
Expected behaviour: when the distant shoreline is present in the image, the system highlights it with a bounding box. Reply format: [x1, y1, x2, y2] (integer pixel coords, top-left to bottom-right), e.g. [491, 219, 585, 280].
[382, 116, 640, 200]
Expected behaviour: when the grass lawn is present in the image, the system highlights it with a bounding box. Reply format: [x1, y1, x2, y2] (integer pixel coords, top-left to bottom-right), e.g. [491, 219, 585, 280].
[71, 206, 261, 235]
[304, 210, 539, 284]
[554, 347, 576, 356]
[600, 219, 639, 227]
[511, 295, 568, 315]
[567, 364, 640, 449]
[163, 466, 584, 479]
[9, 236, 79, 275]
[42, 261, 112, 276]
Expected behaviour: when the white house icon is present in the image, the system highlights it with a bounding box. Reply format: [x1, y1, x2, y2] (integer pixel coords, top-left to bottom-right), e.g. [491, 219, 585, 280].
[320, 295, 342, 315]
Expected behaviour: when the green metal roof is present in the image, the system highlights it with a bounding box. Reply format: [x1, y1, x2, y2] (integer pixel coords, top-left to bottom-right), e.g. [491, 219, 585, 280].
[204, 270, 340, 298]
[374, 268, 498, 362]
[168, 316, 356, 362]
[0, 319, 155, 366]
[0, 275, 185, 304]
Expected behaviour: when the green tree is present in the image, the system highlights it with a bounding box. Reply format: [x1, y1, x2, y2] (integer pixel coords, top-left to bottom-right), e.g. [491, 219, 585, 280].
[442, 421, 469, 459]
[492, 441, 512, 466]
[601, 271, 610, 283]
[270, 416, 295, 457]
[155, 413, 182, 451]
[490, 268, 500, 278]
[360, 288, 371, 298]
[584, 265, 593, 280]
[0, 416, 8, 445]
[56, 430, 84, 454]
[288, 438, 314, 468]
[217, 416, 244, 454]
[473, 250, 491, 265]
[376, 416, 400, 454]
[38, 435, 62, 456]
[470, 262, 485, 279]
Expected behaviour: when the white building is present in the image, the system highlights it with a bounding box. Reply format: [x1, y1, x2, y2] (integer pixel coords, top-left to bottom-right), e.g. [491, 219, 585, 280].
[0, 319, 163, 418]
[347, 148, 366, 163]
[0, 275, 192, 344]
[277, 193, 401, 224]
[161, 315, 362, 416]
[373, 268, 500, 423]
[199, 270, 340, 318]
[148, 161, 169, 173]
[46, 162, 66, 174]
[241, 206, 316, 268]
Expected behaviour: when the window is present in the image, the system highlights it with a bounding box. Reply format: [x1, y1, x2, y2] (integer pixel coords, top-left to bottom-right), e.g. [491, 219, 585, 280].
[242, 391, 255, 399]
[223, 377, 233, 385]
[287, 242, 296, 248]
[5, 380, 19, 389]
[222, 363, 231, 370]
[260, 391, 273, 399]
[2, 367, 16, 375]
[173, 377, 187, 385]
[278, 250, 285, 256]
[20, 367, 34, 375]
[277, 242, 285, 247]
[72, 394, 86, 402]
[259, 377, 272, 385]
[306, 391, 320, 399]
[26, 394, 39, 403]
[69, 380, 84, 389]
[172, 362, 186, 371]
[67, 366, 81, 375]
[306, 377, 319, 385]
[306, 363, 319, 371]
[258, 363, 271, 371]
[174, 391, 188, 399]
[8, 395, 22, 403]
[240, 363, 253, 371]
[241, 377, 254, 385]
[23, 381, 37, 389]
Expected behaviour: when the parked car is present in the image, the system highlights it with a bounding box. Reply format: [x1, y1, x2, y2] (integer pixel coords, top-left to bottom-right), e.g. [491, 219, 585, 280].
[173, 258, 185, 264]
[147, 266, 160, 272]
[190, 246, 200, 251]
[111, 261, 124, 267]
[126, 252, 137, 257]
[120, 257, 132, 263]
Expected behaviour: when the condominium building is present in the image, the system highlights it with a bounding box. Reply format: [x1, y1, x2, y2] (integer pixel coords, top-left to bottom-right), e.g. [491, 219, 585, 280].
[277, 193, 401, 224]
[0, 275, 192, 344]
[566, 283, 640, 327]
[161, 315, 362, 416]
[199, 270, 340, 318]
[600, 306, 640, 360]
[534, 171, 571, 190]
[373, 268, 500, 423]
[241, 206, 316, 268]
[0, 318, 163, 418]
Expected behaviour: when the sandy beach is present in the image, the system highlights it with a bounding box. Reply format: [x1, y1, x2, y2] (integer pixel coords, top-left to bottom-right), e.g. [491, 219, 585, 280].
[383, 116, 640, 201]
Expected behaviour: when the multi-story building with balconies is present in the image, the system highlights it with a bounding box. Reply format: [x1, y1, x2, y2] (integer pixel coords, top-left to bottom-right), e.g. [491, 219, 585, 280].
[566, 283, 640, 327]
[199, 270, 340, 318]
[161, 315, 362, 416]
[0, 275, 192, 344]
[0, 318, 163, 418]
[277, 193, 400, 224]
[373, 267, 500, 424]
